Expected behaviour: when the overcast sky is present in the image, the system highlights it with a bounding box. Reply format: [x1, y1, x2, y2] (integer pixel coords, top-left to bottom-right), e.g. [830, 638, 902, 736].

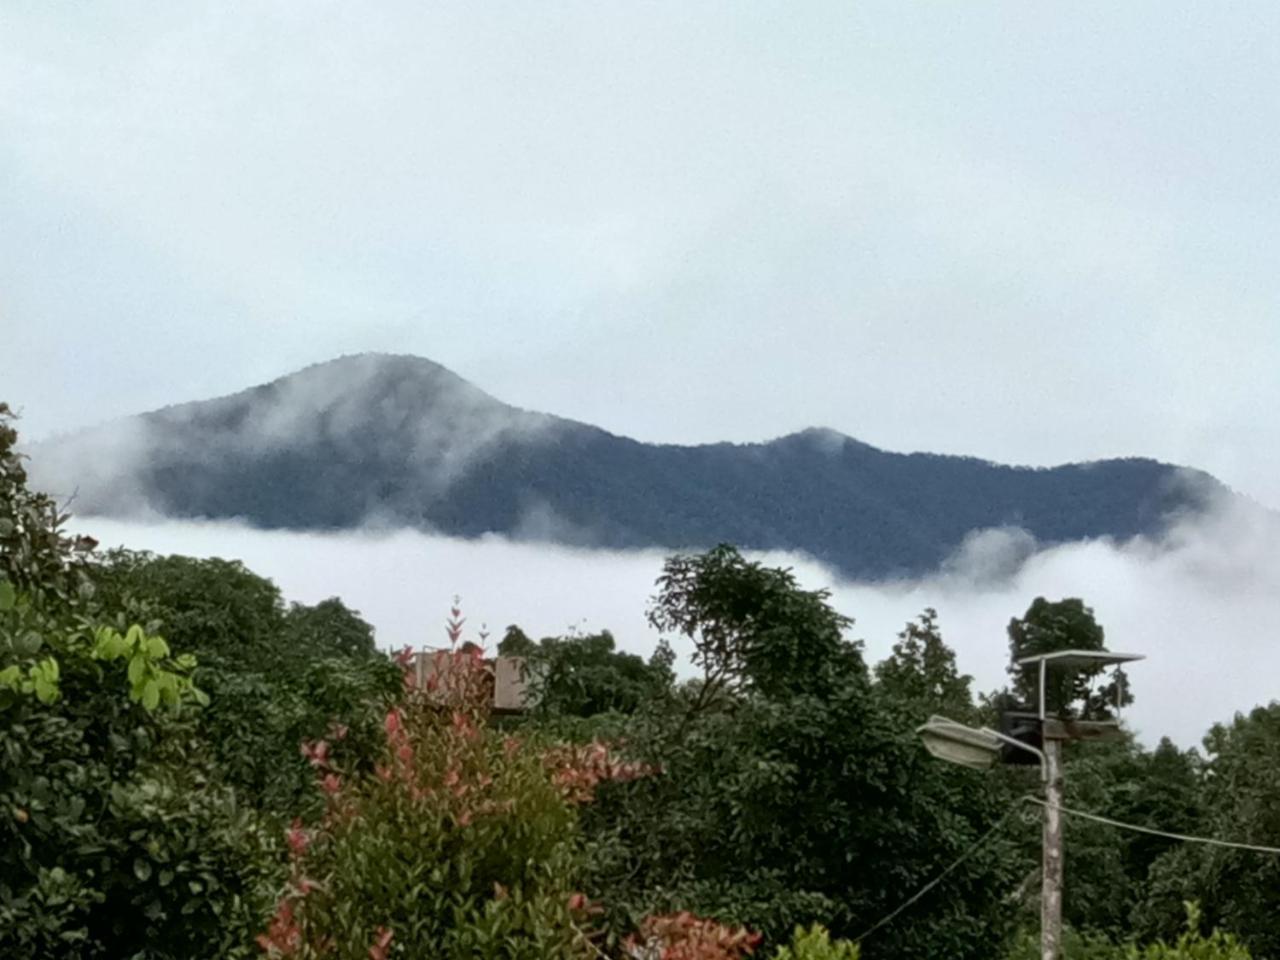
[3, 2, 1279, 510]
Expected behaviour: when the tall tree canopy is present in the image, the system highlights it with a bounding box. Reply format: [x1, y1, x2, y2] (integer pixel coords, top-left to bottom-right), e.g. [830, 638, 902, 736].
[875, 607, 975, 721]
[647, 544, 861, 703]
[1006, 597, 1130, 719]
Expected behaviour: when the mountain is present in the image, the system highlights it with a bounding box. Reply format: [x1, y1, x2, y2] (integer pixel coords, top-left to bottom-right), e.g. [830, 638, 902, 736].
[28, 354, 1226, 579]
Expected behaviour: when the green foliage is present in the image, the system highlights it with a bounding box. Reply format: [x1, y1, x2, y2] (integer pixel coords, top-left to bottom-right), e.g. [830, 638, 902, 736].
[93, 550, 290, 672]
[1125, 904, 1252, 959]
[0, 402, 97, 610]
[499, 624, 535, 656]
[0, 653, 61, 704]
[578, 548, 1019, 959]
[648, 544, 861, 703]
[0, 606, 279, 959]
[773, 924, 860, 959]
[91, 623, 207, 711]
[1003, 926, 1125, 960]
[0, 410, 284, 957]
[502, 626, 676, 719]
[1133, 705, 1280, 958]
[270, 643, 595, 959]
[283, 596, 378, 660]
[1032, 735, 1204, 938]
[92, 549, 399, 810]
[1007, 597, 1129, 718]
[82, 772, 279, 960]
[195, 652, 399, 814]
[875, 607, 974, 721]
[1004, 905, 1251, 960]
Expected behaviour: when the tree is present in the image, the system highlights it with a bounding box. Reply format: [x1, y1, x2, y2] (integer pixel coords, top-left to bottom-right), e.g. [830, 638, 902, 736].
[874, 608, 974, 721]
[1135, 704, 1280, 958]
[0, 403, 97, 611]
[1006, 597, 1129, 718]
[647, 544, 861, 705]
[508, 628, 675, 719]
[1, 406, 277, 959]
[498, 624, 535, 657]
[93, 551, 289, 672]
[578, 547, 1019, 959]
[283, 597, 378, 661]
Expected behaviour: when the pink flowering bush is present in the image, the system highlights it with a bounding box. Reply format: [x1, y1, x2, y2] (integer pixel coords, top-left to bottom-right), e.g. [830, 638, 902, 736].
[255, 605, 642, 960]
[624, 912, 763, 960]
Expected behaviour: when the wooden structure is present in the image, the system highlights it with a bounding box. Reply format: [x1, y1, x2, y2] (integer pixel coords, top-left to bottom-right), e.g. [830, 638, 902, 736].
[409, 648, 536, 714]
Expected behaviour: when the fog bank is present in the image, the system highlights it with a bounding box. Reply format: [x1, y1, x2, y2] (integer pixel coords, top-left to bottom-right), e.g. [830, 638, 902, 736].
[76, 497, 1279, 749]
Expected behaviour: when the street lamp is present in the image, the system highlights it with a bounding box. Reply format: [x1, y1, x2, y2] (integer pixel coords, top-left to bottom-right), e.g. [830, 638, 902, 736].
[916, 715, 1047, 782]
[916, 650, 1143, 960]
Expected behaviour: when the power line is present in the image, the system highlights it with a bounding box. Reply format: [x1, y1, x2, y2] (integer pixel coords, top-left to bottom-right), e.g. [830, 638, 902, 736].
[1029, 797, 1280, 856]
[854, 793, 1280, 948]
[853, 797, 1032, 945]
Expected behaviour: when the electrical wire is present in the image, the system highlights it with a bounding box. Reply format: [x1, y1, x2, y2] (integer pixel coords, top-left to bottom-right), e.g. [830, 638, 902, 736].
[852, 797, 1033, 945]
[1029, 797, 1280, 856]
[853, 793, 1280, 947]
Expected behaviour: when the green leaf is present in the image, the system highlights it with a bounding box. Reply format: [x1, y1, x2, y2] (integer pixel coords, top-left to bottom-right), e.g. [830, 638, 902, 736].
[141, 680, 160, 712]
[34, 678, 58, 704]
[125, 624, 145, 650]
[133, 858, 153, 881]
[15, 630, 42, 656]
[0, 579, 15, 611]
[128, 655, 147, 685]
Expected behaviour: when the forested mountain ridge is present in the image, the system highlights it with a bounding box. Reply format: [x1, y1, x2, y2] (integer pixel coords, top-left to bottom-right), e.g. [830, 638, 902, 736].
[29, 353, 1226, 579]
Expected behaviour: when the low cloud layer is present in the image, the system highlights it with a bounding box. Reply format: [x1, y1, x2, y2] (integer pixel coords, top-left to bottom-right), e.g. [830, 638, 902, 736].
[74, 494, 1278, 750]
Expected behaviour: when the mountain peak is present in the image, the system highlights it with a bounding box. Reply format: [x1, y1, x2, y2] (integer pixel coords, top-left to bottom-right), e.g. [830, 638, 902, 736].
[25, 357, 1236, 578]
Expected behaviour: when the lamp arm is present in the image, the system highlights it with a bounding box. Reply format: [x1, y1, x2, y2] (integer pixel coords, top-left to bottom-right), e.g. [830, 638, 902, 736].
[980, 727, 1048, 783]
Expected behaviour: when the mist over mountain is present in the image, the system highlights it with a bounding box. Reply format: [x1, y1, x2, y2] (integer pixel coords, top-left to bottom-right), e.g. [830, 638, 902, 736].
[29, 354, 1228, 579]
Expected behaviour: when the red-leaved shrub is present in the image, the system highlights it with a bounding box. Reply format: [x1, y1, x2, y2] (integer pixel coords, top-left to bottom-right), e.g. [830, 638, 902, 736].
[256, 605, 638, 959]
[624, 912, 762, 960]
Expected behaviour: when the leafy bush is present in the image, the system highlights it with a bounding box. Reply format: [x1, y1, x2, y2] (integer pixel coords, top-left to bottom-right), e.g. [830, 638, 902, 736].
[1125, 904, 1252, 960]
[259, 623, 616, 959]
[1003, 927, 1124, 960]
[1, 406, 281, 958]
[0, 599, 280, 959]
[1002, 905, 1252, 960]
[93, 549, 401, 812]
[772, 924, 860, 960]
[624, 912, 763, 959]
[498, 625, 675, 719]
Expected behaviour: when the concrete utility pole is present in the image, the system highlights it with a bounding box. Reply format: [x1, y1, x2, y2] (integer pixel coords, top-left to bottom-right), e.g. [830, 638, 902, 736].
[916, 648, 1141, 960]
[1040, 738, 1064, 960]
